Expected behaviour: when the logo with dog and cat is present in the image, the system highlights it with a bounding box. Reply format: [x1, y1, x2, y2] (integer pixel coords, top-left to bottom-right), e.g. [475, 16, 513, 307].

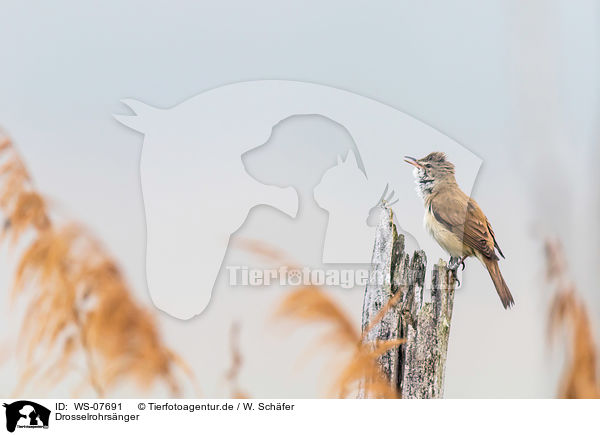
[2, 401, 50, 432]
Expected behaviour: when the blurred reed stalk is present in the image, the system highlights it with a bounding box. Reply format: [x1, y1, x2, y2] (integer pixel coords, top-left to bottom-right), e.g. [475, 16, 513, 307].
[238, 238, 404, 398]
[0, 131, 193, 397]
[224, 322, 249, 399]
[275, 285, 405, 398]
[545, 238, 599, 398]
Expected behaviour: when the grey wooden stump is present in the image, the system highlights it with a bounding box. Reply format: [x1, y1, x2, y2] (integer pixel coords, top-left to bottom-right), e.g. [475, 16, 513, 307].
[360, 204, 456, 398]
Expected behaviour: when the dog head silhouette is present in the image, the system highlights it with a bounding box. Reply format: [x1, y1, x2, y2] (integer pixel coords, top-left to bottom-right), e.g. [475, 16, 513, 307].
[3, 401, 50, 433]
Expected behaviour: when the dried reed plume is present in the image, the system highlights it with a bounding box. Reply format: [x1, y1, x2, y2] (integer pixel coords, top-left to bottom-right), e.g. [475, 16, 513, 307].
[237, 238, 404, 398]
[275, 286, 404, 399]
[0, 131, 192, 397]
[545, 238, 600, 398]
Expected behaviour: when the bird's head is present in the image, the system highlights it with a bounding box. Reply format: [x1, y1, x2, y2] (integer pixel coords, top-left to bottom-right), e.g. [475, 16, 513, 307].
[404, 152, 456, 197]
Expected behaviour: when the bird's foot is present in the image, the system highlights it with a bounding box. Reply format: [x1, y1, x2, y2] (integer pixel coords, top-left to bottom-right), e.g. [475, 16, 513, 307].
[448, 256, 464, 287]
[449, 255, 467, 271]
[450, 269, 461, 287]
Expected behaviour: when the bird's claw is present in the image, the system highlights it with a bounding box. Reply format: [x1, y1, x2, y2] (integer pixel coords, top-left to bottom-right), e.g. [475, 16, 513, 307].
[450, 268, 461, 287]
[449, 256, 466, 271]
[448, 256, 464, 286]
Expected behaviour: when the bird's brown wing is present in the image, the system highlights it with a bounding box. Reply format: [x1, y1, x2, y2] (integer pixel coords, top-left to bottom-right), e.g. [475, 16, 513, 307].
[486, 220, 505, 259]
[429, 192, 498, 260]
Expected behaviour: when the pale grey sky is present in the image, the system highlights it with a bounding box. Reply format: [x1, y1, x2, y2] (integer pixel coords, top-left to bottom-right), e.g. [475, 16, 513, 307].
[0, 0, 598, 398]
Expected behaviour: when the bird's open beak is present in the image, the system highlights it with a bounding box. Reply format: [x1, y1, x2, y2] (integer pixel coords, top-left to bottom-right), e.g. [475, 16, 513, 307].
[404, 156, 422, 169]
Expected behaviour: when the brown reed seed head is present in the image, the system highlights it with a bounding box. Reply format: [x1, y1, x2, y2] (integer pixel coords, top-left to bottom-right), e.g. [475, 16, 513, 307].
[275, 285, 404, 399]
[0, 131, 192, 397]
[545, 238, 600, 399]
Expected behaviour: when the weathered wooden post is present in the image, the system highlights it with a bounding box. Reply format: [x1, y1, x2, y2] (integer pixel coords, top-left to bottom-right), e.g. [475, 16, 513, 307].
[360, 204, 456, 398]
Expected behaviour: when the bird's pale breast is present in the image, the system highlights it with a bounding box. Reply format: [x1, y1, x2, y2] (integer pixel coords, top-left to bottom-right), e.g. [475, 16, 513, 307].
[424, 207, 471, 257]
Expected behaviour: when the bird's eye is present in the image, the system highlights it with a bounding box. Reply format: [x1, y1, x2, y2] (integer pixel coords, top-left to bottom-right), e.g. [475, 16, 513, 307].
[424, 163, 432, 168]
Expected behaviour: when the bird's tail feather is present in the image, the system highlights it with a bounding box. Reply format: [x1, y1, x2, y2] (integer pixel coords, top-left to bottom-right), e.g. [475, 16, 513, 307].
[483, 257, 514, 309]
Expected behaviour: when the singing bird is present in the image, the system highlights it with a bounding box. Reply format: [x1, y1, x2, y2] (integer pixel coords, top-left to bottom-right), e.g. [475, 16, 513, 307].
[404, 152, 514, 309]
